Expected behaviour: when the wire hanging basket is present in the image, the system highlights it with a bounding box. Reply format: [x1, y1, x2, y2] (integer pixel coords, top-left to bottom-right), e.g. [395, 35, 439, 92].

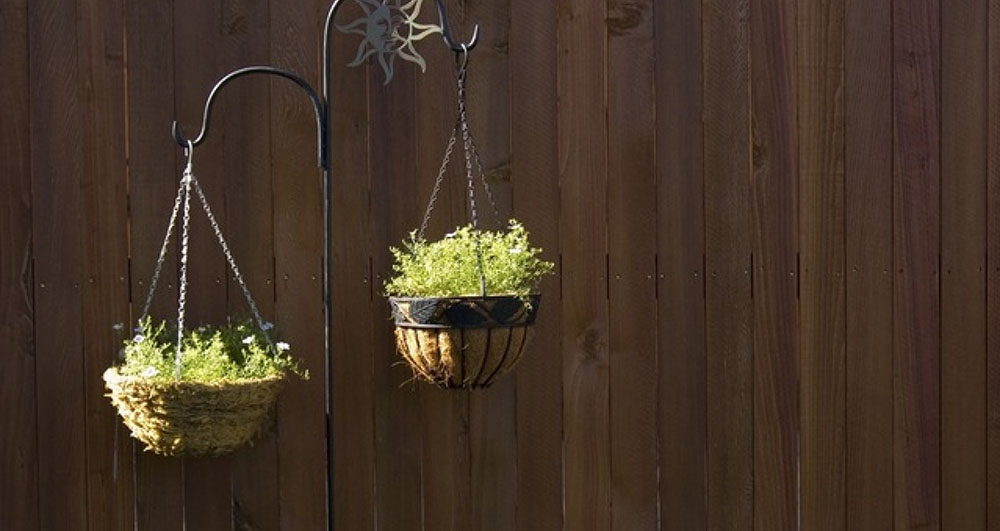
[387, 47, 548, 389]
[105, 147, 290, 457]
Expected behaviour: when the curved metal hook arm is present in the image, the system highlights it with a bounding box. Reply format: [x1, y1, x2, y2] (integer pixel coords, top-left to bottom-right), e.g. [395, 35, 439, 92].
[172, 66, 328, 169]
[434, 0, 479, 51]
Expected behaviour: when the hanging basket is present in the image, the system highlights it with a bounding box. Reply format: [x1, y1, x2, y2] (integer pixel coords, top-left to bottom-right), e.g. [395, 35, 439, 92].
[103, 368, 284, 456]
[389, 295, 540, 388]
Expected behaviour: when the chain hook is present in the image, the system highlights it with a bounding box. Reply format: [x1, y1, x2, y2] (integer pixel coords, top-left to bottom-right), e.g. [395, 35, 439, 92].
[183, 140, 195, 177]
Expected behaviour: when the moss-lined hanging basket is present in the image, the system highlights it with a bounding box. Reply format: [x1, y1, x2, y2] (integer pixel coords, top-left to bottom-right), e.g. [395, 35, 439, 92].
[104, 368, 284, 457]
[390, 295, 539, 388]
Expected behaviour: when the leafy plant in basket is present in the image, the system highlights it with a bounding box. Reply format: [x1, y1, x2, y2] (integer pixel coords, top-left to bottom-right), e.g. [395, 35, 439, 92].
[104, 152, 306, 457]
[386, 221, 554, 388]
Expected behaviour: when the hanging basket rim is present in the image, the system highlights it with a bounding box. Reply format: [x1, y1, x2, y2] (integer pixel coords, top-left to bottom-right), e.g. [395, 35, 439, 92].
[389, 294, 540, 329]
[102, 366, 285, 391]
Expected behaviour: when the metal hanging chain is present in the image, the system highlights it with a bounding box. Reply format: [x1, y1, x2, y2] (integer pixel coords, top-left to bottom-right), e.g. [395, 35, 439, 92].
[139, 175, 187, 322]
[456, 46, 488, 297]
[465, 130, 500, 224]
[416, 117, 459, 241]
[187, 174, 274, 349]
[175, 166, 193, 377]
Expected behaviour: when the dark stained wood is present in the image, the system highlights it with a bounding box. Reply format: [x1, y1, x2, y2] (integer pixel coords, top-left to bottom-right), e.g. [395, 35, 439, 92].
[77, 0, 135, 528]
[557, 0, 611, 528]
[0, 0, 38, 527]
[329, 1, 376, 529]
[892, 0, 942, 527]
[370, 55, 423, 531]
[270, 0, 328, 528]
[607, 0, 658, 529]
[174, 0, 233, 526]
[465, 1, 517, 529]
[126, 0, 185, 528]
[412, 2, 472, 528]
[750, 0, 799, 528]
[987, 0, 1000, 525]
[28, 0, 89, 527]
[940, 0, 988, 528]
[844, 0, 893, 528]
[655, 0, 706, 528]
[703, 0, 753, 528]
[797, 0, 846, 529]
[510, 0, 563, 528]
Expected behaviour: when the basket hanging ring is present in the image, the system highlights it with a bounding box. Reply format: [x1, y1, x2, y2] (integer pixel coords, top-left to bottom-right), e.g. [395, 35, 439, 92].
[184, 139, 195, 172]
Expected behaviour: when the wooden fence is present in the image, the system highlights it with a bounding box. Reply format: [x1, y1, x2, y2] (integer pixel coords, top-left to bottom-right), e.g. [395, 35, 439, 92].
[2, 0, 999, 529]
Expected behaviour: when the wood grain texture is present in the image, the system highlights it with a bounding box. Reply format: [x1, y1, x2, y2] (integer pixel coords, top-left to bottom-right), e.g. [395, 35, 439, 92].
[329, 0, 376, 528]
[987, 0, 1000, 526]
[510, 0, 563, 528]
[750, 0, 799, 528]
[607, 0, 658, 529]
[0, 0, 38, 527]
[174, 0, 233, 526]
[703, 0, 753, 528]
[844, 0, 893, 528]
[125, 0, 184, 528]
[797, 0, 846, 529]
[370, 57, 423, 531]
[557, 0, 611, 528]
[271, 0, 328, 528]
[28, 0, 89, 527]
[655, 0, 706, 528]
[414, 1, 472, 527]
[77, 0, 134, 527]
[464, 2, 517, 530]
[940, 0, 988, 528]
[892, 0, 942, 527]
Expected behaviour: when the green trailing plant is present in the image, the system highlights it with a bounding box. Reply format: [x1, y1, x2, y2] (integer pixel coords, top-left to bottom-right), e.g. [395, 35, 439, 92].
[385, 219, 555, 298]
[117, 316, 308, 383]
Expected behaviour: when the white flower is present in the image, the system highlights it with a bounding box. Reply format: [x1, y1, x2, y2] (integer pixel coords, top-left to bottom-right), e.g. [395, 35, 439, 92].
[445, 231, 456, 238]
[112, 322, 124, 332]
[276, 341, 290, 351]
[242, 336, 254, 345]
[509, 247, 523, 254]
[141, 366, 158, 378]
[261, 321, 274, 331]
[132, 334, 145, 342]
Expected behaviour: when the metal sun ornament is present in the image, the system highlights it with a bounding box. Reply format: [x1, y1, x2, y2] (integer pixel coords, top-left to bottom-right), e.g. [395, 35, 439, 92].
[336, 0, 442, 84]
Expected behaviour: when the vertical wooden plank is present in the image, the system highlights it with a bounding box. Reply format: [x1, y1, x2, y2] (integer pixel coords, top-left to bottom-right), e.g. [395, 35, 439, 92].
[655, 0, 706, 528]
[703, 0, 753, 528]
[173, 0, 232, 526]
[224, 0, 280, 528]
[510, 0, 562, 528]
[750, 0, 798, 527]
[941, 0, 988, 528]
[77, 0, 135, 528]
[126, 0, 184, 528]
[892, 0, 941, 527]
[27, 0, 89, 527]
[370, 53, 423, 531]
[557, 0, 610, 528]
[607, 1, 657, 529]
[272, 0, 327, 529]
[986, 0, 1000, 525]
[330, 0, 376, 528]
[413, 0, 471, 528]
[844, 0, 893, 527]
[465, 1, 517, 529]
[798, 0, 846, 529]
[0, 0, 38, 526]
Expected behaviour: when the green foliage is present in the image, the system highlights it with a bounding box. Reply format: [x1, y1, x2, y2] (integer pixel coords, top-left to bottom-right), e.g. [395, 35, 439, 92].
[117, 317, 308, 383]
[384, 220, 555, 298]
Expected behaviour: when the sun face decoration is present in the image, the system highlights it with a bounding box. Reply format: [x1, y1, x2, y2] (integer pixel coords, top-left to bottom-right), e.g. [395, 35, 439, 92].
[336, 0, 442, 84]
